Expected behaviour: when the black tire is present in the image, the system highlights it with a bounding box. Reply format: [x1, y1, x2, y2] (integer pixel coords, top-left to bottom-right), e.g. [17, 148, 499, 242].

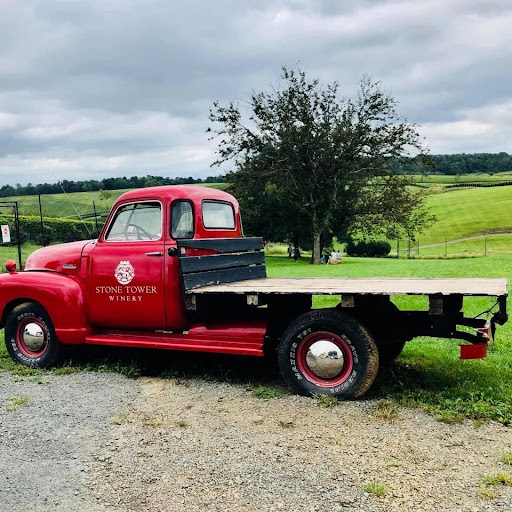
[5, 302, 61, 368]
[278, 310, 379, 399]
[377, 339, 406, 365]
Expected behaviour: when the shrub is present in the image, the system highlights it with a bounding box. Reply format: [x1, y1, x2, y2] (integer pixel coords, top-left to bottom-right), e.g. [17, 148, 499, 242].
[345, 239, 391, 257]
[0, 214, 97, 243]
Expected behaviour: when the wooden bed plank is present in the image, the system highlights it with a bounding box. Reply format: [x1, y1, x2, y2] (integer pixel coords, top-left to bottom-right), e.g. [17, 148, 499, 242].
[183, 266, 266, 290]
[186, 277, 508, 297]
[177, 237, 263, 253]
[181, 251, 265, 273]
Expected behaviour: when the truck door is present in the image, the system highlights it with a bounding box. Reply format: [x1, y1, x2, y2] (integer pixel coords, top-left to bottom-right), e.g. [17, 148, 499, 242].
[86, 200, 166, 330]
[164, 199, 194, 331]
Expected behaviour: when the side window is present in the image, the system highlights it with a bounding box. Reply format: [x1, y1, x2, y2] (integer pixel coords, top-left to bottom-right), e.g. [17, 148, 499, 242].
[202, 201, 235, 229]
[171, 201, 194, 239]
[105, 202, 162, 241]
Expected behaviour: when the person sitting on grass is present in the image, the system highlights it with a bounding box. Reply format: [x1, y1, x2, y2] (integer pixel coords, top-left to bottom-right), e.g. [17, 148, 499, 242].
[329, 248, 342, 265]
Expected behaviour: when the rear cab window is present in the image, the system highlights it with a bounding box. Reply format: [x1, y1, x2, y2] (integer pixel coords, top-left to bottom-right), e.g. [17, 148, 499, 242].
[171, 200, 194, 239]
[202, 201, 235, 230]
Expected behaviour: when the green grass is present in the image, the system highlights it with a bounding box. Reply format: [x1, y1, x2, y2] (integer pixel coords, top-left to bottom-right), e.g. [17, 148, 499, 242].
[267, 254, 512, 424]
[501, 452, 512, 465]
[374, 399, 399, 421]
[251, 385, 286, 399]
[364, 481, 388, 496]
[419, 186, 512, 246]
[482, 473, 512, 486]
[418, 234, 512, 257]
[7, 395, 29, 411]
[313, 393, 339, 408]
[0, 242, 42, 269]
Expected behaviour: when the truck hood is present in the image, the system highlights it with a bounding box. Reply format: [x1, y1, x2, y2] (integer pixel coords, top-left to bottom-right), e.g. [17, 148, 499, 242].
[24, 240, 95, 276]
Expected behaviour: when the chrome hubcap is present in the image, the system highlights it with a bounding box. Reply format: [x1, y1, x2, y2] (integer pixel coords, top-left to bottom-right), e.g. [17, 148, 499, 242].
[23, 323, 46, 352]
[305, 340, 345, 379]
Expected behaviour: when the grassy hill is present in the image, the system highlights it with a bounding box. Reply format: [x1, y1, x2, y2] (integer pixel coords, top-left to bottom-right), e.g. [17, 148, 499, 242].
[420, 186, 512, 245]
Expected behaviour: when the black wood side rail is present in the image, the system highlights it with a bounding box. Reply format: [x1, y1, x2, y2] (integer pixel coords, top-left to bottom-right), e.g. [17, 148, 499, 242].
[177, 237, 266, 290]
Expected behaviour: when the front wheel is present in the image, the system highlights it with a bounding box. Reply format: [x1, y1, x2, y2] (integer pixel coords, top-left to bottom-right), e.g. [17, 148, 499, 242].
[278, 310, 379, 399]
[5, 302, 61, 368]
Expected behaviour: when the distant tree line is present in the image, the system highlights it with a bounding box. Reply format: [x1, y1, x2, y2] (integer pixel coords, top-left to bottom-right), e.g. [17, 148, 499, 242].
[0, 174, 226, 198]
[398, 152, 511, 175]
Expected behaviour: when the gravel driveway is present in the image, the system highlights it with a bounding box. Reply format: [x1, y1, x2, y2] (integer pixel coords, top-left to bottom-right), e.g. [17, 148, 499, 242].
[1, 371, 511, 512]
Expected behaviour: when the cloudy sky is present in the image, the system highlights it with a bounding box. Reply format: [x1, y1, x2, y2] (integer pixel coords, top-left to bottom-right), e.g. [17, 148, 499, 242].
[0, 0, 511, 186]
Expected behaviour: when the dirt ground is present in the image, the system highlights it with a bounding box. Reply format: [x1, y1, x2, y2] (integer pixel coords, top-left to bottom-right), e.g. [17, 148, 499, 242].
[1, 371, 511, 512]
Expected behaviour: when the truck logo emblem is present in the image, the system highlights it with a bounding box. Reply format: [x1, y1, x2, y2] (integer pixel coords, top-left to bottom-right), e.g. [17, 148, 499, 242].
[114, 261, 135, 285]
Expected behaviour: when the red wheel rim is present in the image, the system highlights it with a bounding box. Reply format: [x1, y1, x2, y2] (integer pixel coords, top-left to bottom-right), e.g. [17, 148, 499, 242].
[16, 317, 48, 358]
[296, 331, 354, 387]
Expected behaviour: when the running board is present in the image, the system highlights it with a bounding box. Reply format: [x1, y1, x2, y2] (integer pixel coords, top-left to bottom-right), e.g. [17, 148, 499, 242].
[85, 322, 266, 357]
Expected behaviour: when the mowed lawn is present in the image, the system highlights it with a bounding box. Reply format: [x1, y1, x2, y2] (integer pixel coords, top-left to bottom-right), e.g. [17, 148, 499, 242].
[268, 254, 512, 424]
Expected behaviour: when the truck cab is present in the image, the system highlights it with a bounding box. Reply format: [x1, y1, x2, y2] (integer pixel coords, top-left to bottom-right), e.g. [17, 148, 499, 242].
[24, 186, 243, 333]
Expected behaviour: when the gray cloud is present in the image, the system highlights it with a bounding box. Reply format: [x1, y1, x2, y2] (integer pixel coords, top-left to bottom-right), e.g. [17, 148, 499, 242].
[0, 0, 511, 185]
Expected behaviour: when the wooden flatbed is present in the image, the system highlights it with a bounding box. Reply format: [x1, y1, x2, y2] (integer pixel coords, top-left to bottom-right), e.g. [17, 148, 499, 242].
[186, 277, 508, 298]
[177, 239, 508, 332]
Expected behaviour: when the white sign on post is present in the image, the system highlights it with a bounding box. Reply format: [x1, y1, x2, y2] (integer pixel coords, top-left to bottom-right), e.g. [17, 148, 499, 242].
[1, 225, 11, 243]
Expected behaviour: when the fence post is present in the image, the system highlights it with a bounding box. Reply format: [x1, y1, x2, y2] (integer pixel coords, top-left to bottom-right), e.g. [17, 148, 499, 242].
[38, 194, 46, 246]
[14, 201, 22, 270]
[397, 240, 400, 258]
[407, 239, 411, 259]
[93, 201, 99, 237]
[417, 239, 419, 256]
[444, 238, 447, 258]
[484, 237, 487, 257]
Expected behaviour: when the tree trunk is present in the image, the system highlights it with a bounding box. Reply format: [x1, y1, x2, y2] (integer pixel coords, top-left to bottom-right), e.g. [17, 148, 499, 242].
[292, 232, 299, 250]
[312, 231, 321, 264]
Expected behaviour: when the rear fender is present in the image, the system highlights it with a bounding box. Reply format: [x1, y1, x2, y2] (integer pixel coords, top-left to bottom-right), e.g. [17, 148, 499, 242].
[0, 271, 89, 344]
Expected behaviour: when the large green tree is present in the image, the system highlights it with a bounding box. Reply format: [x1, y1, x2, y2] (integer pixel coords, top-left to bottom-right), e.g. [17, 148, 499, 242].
[208, 67, 433, 262]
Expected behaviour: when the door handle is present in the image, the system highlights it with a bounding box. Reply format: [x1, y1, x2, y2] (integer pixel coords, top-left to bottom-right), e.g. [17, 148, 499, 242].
[145, 251, 163, 257]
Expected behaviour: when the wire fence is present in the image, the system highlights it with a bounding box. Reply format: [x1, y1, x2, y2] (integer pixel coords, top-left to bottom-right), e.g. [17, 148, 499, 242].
[33, 194, 111, 245]
[391, 235, 511, 258]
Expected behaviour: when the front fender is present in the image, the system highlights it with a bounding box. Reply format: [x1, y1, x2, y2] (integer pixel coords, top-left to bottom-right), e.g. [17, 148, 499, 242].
[0, 271, 90, 344]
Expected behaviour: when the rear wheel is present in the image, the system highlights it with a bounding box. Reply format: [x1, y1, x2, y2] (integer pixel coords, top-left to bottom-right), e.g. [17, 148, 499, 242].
[5, 302, 61, 368]
[278, 310, 379, 399]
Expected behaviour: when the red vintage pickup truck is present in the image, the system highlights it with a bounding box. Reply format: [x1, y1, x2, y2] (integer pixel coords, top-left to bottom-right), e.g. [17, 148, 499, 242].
[0, 185, 508, 399]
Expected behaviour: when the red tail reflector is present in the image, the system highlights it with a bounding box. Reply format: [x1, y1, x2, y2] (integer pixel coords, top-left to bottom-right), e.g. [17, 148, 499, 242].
[460, 343, 487, 359]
